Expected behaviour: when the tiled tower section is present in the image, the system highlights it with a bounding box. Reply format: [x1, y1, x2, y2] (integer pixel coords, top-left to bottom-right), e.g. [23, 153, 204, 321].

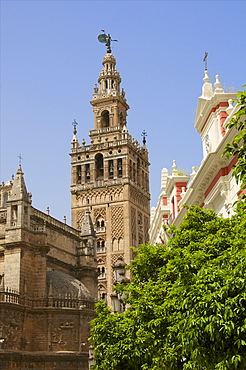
[70, 52, 150, 305]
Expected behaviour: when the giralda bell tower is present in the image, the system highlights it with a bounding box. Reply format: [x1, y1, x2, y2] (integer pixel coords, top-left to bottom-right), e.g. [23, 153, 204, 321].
[70, 34, 150, 306]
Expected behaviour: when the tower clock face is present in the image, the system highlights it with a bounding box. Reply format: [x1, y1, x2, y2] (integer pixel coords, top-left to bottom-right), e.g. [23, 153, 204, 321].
[205, 134, 210, 154]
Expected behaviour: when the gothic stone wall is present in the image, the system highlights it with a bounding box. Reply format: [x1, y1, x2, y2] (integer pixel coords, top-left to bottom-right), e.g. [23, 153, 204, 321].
[0, 303, 95, 369]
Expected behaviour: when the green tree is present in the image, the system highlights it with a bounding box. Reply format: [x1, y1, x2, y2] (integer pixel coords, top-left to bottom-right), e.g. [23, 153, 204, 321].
[223, 87, 246, 191]
[90, 204, 246, 370]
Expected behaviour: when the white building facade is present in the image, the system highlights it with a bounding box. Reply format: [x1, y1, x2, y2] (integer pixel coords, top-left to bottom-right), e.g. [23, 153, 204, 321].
[150, 71, 242, 245]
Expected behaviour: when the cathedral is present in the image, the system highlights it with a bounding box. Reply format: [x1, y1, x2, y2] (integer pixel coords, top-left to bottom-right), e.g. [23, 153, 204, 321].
[0, 39, 150, 369]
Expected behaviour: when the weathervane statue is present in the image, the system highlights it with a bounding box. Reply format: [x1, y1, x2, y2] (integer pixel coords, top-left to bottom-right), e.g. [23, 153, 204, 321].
[98, 30, 118, 53]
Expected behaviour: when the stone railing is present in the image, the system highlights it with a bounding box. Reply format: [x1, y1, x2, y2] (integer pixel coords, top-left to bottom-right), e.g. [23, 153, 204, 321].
[31, 208, 80, 238]
[32, 296, 95, 310]
[97, 247, 106, 254]
[0, 289, 95, 310]
[0, 288, 19, 304]
[95, 226, 106, 233]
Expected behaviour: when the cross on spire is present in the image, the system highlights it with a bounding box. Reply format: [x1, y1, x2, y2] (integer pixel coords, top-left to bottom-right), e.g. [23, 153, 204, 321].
[141, 130, 147, 146]
[203, 52, 208, 71]
[72, 119, 78, 135]
[18, 153, 23, 166]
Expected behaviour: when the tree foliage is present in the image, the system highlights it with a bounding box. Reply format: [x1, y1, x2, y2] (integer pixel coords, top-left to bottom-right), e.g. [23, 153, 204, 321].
[223, 86, 246, 191]
[90, 204, 246, 370]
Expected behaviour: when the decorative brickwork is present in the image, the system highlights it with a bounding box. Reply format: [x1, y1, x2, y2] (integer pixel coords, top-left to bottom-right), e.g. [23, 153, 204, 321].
[111, 253, 124, 265]
[137, 211, 143, 232]
[131, 207, 136, 245]
[111, 205, 124, 239]
[93, 207, 106, 221]
[138, 233, 143, 245]
[75, 186, 123, 206]
[77, 210, 85, 228]
[130, 187, 149, 209]
[144, 215, 149, 243]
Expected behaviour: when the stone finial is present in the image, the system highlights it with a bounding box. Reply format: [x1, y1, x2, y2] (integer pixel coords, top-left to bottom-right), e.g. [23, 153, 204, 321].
[161, 168, 168, 191]
[190, 166, 197, 181]
[180, 187, 186, 198]
[226, 98, 234, 115]
[9, 165, 30, 203]
[203, 70, 210, 83]
[202, 70, 213, 98]
[81, 210, 96, 237]
[71, 119, 79, 147]
[94, 84, 99, 94]
[172, 160, 178, 176]
[214, 75, 224, 93]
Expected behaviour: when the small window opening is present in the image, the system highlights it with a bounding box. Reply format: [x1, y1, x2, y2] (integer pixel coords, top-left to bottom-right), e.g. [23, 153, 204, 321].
[108, 160, 114, 179]
[77, 165, 82, 183]
[117, 158, 122, 178]
[85, 164, 90, 181]
[95, 153, 104, 179]
[101, 110, 109, 128]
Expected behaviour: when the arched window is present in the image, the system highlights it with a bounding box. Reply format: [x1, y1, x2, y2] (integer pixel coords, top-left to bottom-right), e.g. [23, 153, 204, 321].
[85, 164, 90, 182]
[112, 238, 118, 252]
[108, 160, 114, 179]
[100, 110, 109, 128]
[96, 216, 106, 232]
[97, 238, 106, 253]
[76, 165, 81, 183]
[118, 237, 123, 250]
[95, 153, 104, 179]
[98, 267, 106, 279]
[98, 285, 107, 302]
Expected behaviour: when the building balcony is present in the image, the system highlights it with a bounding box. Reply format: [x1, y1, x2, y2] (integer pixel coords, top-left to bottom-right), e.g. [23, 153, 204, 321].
[95, 226, 106, 233]
[97, 247, 106, 254]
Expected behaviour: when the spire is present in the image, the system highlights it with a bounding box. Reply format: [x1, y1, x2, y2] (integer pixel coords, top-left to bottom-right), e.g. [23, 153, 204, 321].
[81, 210, 96, 237]
[6, 165, 32, 231]
[9, 165, 31, 203]
[93, 53, 124, 99]
[71, 119, 79, 149]
[91, 50, 130, 131]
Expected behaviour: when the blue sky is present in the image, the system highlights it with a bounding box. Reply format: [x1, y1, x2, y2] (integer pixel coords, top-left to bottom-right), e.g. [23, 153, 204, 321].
[1, 0, 245, 224]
